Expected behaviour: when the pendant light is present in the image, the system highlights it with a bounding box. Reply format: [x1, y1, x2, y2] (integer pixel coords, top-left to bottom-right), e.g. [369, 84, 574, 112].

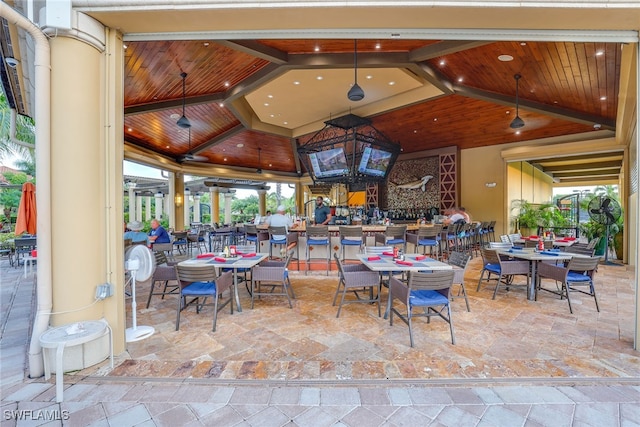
[177, 72, 191, 129]
[256, 147, 262, 174]
[510, 73, 525, 129]
[347, 40, 365, 101]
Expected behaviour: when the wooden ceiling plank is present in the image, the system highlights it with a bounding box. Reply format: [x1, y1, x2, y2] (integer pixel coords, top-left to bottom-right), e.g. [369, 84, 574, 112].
[539, 160, 622, 173]
[192, 124, 245, 154]
[409, 40, 491, 61]
[218, 40, 289, 64]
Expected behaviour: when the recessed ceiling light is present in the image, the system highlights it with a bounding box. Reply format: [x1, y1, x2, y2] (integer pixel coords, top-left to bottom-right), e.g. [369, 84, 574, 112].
[457, 77, 464, 82]
[264, 103, 269, 107]
[166, 145, 170, 148]
[224, 82, 230, 87]
[267, 94, 273, 98]
[439, 60, 445, 66]
[388, 81, 395, 86]
[236, 143, 244, 148]
[223, 158, 227, 161]
[433, 118, 438, 122]
[219, 103, 224, 107]
[127, 128, 132, 132]
[515, 130, 521, 135]
[366, 75, 373, 79]
[375, 43, 381, 49]
[293, 81, 300, 85]
[153, 96, 158, 100]
[123, 44, 128, 49]
[269, 163, 272, 167]
[269, 114, 275, 118]
[520, 42, 527, 46]
[170, 113, 180, 119]
[413, 130, 417, 133]
[596, 51, 604, 56]
[600, 96, 607, 101]
[316, 76, 323, 80]
[283, 121, 288, 125]
[314, 45, 320, 52]
[498, 54, 514, 62]
[203, 42, 209, 47]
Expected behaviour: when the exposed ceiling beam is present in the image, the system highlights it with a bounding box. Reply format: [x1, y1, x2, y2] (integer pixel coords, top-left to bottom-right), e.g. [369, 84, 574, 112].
[124, 93, 225, 116]
[409, 40, 491, 61]
[538, 161, 623, 173]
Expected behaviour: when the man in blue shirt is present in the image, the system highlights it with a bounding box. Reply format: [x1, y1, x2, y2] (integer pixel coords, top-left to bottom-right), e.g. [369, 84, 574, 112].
[314, 196, 332, 225]
[149, 219, 171, 243]
[124, 221, 149, 245]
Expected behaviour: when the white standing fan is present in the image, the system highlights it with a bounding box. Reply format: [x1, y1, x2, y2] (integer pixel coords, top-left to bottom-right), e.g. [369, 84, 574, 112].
[125, 245, 156, 342]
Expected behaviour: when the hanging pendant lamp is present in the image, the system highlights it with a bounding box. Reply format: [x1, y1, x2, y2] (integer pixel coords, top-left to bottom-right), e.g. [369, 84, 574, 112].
[510, 73, 524, 129]
[347, 40, 365, 101]
[177, 72, 191, 129]
[256, 147, 263, 174]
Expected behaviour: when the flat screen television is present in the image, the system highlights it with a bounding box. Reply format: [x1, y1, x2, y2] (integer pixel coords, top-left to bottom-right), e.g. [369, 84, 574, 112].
[358, 147, 393, 177]
[308, 147, 350, 179]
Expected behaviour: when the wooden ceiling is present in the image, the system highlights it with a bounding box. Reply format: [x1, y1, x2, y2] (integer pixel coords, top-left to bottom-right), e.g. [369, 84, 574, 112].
[123, 38, 624, 184]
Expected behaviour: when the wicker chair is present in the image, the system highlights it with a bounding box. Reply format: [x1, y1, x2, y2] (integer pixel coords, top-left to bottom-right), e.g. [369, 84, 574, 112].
[332, 253, 381, 318]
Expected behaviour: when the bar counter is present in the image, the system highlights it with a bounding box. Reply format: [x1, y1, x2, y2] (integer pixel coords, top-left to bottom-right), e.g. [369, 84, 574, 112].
[257, 224, 425, 233]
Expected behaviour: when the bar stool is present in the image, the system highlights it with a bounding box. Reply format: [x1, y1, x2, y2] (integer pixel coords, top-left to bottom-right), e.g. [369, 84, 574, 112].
[339, 226, 363, 261]
[406, 224, 442, 259]
[244, 224, 259, 247]
[305, 225, 331, 275]
[374, 225, 407, 252]
[268, 226, 288, 259]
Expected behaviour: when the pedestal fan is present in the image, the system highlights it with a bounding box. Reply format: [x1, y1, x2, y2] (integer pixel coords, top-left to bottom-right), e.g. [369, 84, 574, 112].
[588, 195, 622, 265]
[125, 245, 156, 342]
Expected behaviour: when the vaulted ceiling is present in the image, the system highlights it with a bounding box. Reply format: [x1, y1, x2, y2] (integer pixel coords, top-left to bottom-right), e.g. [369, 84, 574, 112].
[121, 37, 622, 184]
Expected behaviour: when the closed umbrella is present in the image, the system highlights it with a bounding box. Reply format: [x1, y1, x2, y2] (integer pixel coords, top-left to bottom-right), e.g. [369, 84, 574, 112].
[15, 182, 37, 236]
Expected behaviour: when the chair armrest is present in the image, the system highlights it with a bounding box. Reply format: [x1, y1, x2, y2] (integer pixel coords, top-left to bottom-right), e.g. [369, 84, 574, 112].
[216, 271, 234, 294]
[500, 260, 531, 275]
[389, 276, 409, 304]
[405, 233, 419, 245]
[344, 270, 381, 286]
[374, 234, 386, 245]
[252, 266, 286, 281]
[343, 264, 370, 273]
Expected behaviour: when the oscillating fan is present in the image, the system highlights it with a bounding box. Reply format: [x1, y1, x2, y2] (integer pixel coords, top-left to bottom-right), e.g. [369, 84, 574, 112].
[588, 195, 622, 264]
[124, 245, 156, 342]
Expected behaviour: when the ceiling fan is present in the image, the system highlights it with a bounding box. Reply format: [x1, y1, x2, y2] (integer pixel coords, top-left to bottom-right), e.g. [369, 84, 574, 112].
[178, 128, 207, 162]
[347, 39, 365, 101]
[510, 73, 525, 129]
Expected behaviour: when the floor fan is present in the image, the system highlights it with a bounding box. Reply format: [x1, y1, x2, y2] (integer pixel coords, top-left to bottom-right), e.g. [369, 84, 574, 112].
[588, 195, 622, 265]
[125, 245, 156, 342]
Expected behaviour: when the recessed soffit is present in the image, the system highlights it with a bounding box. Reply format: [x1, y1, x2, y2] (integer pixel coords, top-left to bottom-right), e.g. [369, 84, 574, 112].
[244, 67, 439, 135]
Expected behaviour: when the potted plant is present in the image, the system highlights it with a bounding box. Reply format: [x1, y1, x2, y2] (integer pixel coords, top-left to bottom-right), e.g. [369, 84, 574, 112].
[511, 199, 540, 235]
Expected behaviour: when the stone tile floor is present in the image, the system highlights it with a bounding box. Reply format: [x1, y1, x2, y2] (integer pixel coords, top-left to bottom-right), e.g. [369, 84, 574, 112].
[1, 253, 639, 426]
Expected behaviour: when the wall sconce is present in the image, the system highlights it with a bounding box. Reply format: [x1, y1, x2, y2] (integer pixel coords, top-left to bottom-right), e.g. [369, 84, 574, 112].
[485, 182, 497, 188]
[174, 193, 183, 207]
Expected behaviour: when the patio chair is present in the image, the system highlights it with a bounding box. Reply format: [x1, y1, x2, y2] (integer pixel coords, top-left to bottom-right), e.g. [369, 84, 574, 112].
[339, 226, 364, 260]
[389, 270, 456, 347]
[447, 251, 471, 312]
[477, 248, 530, 299]
[174, 266, 233, 332]
[13, 237, 36, 268]
[374, 224, 407, 252]
[332, 253, 381, 318]
[146, 251, 179, 308]
[267, 226, 288, 259]
[251, 248, 295, 308]
[537, 256, 600, 313]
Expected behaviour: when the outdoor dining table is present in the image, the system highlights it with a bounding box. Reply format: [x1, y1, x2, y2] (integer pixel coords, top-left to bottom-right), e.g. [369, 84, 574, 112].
[495, 247, 587, 301]
[356, 253, 453, 319]
[513, 237, 578, 248]
[177, 252, 268, 312]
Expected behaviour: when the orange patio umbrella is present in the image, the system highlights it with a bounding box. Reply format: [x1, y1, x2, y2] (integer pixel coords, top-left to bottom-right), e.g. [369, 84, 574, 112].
[15, 182, 37, 236]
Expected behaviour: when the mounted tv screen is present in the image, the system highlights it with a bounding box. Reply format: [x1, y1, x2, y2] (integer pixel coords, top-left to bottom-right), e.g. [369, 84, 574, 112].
[308, 147, 350, 179]
[358, 147, 393, 177]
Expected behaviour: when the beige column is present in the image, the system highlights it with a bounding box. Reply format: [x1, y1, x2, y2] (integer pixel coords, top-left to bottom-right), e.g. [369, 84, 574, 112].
[258, 189, 267, 216]
[136, 196, 143, 222]
[154, 193, 163, 220]
[145, 196, 152, 221]
[224, 193, 233, 225]
[48, 26, 126, 352]
[127, 183, 136, 222]
[193, 193, 201, 223]
[210, 187, 219, 226]
[183, 189, 191, 228]
[174, 174, 184, 231]
[295, 183, 304, 218]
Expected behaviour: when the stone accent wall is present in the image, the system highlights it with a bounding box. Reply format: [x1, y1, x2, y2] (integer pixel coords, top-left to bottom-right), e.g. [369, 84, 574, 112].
[384, 156, 440, 209]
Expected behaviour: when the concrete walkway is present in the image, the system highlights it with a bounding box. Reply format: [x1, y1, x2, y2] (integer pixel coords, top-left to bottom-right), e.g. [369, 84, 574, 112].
[1, 257, 639, 426]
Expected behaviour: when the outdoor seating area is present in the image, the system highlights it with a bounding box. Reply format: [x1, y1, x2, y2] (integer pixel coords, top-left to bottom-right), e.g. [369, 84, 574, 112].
[36, 246, 635, 382]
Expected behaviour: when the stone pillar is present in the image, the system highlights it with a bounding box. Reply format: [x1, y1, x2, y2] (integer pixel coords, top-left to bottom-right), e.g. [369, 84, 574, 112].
[257, 189, 267, 216]
[184, 189, 191, 228]
[210, 187, 219, 226]
[127, 183, 136, 222]
[224, 193, 233, 225]
[154, 193, 163, 220]
[193, 193, 201, 223]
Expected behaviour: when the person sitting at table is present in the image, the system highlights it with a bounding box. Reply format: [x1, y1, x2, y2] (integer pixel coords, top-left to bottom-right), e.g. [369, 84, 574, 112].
[124, 221, 149, 245]
[149, 218, 171, 244]
[443, 207, 467, 226]
[266, 205, 298, 240]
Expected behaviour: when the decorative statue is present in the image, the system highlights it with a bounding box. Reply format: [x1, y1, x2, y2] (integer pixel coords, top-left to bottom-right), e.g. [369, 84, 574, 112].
[392, 175, 434, 192]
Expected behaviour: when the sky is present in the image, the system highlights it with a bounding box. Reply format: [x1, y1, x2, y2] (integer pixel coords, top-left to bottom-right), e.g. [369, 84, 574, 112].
[124, 160, 294, 198]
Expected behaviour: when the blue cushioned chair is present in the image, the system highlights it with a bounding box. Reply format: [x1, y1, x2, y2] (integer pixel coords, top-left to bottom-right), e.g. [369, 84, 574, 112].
[537, 255, 600, 313]
[339, 226, 363, 261]
[406, 224, 442, 260]
[268, 226, 288, 259]
[477, 248, 530, 300]
[251, 249, 295, 308]
[389, 270, 456, 347]
[174, 266, 233, 332]
[374, 225, 407, 252]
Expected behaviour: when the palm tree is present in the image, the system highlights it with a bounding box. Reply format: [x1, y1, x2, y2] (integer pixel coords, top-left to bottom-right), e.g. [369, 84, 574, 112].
[0, 92, 35, 164]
